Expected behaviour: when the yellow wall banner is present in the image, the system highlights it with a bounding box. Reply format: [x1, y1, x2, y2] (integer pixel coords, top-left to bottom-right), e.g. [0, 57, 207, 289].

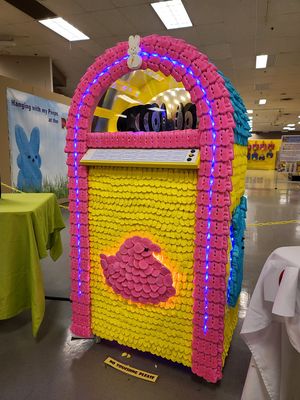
[104, 357, 159, 383]
[247, 139, 281, 170]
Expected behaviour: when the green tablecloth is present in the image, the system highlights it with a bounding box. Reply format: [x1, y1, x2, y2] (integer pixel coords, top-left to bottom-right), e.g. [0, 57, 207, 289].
[0, 193, 65, 336]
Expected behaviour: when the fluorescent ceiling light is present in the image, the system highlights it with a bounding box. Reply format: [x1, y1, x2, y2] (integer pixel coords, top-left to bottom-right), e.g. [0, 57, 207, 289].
[289, 128, 296, 130]
[283, 127, 290, 130]
[287, 123, 295, 126]
[151, 0, 192, 30]
[256, 54, 268, 69]
[117, 94, 141, 104]
[259, 99, 267, 105]
[247, 109, 253, 114]
[39, 17, 89, 41]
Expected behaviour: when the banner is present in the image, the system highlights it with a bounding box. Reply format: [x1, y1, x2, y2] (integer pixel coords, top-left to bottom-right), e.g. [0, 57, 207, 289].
[6, 88, 69, 198]
[278, 135, 300, 174]
[247, 139, 281, 170]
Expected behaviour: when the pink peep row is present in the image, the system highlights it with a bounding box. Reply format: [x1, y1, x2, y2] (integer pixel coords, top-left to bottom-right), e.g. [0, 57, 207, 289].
[86, 130, 201, 149]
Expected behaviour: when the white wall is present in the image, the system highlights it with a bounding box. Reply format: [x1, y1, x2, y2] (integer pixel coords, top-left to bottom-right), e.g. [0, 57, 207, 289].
[0, 56, 53, 92]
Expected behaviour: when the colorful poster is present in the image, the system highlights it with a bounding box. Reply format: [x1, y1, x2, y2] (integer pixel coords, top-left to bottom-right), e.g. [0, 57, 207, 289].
[278, 135, 300, 174]
[6, 88, 69, 198]
[247, 139, 282, 170]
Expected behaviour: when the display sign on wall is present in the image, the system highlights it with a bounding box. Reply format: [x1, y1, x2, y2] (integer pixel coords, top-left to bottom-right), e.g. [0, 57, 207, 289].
[6, 88, 69, 197]
[278, 135, 300, 174]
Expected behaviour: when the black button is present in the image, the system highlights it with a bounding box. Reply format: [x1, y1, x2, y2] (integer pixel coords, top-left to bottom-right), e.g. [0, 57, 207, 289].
[191, 149, 196, 153]
[187, 158, 192, 161]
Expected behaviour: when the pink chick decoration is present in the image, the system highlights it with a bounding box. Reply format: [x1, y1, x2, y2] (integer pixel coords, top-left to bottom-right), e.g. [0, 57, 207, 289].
[100, 236, 176, 304]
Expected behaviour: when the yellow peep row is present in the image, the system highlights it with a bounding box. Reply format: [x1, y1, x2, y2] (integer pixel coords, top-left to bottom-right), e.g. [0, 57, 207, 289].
[231, 144, 247, 211]
[89, 166, 197, 367]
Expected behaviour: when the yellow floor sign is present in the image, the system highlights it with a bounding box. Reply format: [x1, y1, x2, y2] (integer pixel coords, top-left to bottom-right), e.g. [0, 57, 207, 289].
[104, 357, 158, 383]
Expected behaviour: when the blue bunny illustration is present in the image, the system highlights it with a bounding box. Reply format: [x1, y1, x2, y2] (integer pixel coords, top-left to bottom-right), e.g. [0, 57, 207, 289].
[15, 125, 42, 191]
[251, 152, 259, 161]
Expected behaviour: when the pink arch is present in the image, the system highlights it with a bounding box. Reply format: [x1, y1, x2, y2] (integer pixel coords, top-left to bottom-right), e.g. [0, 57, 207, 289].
[65, 34, 235, 383]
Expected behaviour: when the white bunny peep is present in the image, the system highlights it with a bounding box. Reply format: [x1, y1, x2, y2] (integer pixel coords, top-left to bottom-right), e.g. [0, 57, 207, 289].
[127, 35, 142, 70]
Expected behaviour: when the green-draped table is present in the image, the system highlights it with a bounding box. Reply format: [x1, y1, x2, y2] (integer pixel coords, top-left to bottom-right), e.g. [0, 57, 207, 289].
[0, 193, 65, 336]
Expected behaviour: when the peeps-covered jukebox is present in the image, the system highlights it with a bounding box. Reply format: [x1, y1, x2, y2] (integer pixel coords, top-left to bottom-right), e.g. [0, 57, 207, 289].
[65, 34, 250, 382]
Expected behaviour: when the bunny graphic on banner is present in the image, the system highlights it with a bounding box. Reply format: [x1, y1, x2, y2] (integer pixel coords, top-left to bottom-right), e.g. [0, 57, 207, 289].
[6, 88, 69, 197]
[15, 125, 42, 191]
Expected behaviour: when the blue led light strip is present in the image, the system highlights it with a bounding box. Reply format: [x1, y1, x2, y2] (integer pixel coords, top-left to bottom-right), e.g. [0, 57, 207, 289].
[73, 55, 128, 296]
[73, 50, 217, 336]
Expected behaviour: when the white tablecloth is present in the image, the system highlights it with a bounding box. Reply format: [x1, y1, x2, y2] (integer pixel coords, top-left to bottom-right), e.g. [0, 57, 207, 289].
[241, 247, 300, 400]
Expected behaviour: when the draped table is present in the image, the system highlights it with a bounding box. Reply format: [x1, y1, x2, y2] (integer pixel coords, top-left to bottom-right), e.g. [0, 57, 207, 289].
[241, 247, 300, 400]
[0, 193, 65, 336]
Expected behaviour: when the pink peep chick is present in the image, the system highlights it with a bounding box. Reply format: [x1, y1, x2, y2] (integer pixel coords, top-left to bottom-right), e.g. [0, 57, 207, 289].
[100, 236, 176, 304]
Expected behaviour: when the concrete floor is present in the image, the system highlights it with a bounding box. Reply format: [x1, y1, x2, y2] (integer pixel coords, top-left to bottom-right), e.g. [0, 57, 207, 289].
[1, 170, 300, 400]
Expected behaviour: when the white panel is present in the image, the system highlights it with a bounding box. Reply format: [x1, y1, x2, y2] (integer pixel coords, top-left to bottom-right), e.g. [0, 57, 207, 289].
[73, 0, 114, 11]
[201, 43, 232, 60]
[185, 0, 224, 25]
[120, 4, 166, 32]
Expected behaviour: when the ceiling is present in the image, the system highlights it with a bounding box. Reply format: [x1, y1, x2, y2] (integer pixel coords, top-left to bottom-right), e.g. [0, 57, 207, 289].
[0, 0, 300, 133]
